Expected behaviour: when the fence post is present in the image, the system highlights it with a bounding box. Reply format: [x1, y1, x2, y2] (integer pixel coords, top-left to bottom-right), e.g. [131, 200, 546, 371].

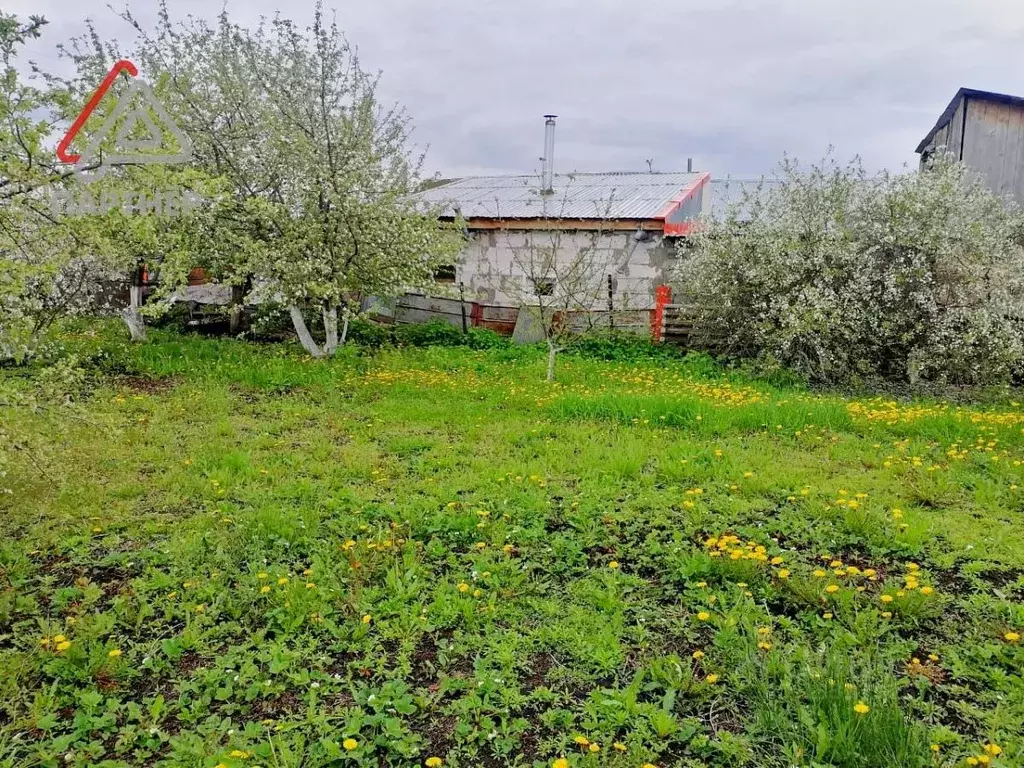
[652, 284, 672, 343]
[607, 274, 614, 330]
[459, 282, 468, 333]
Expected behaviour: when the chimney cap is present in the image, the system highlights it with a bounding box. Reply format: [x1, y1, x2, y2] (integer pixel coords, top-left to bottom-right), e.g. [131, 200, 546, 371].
[543, 113, 558, 119]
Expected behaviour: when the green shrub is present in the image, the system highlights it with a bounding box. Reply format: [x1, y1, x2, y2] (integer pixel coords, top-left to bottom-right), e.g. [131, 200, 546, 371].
[395, 320, 469, 347]
[346, 317, 392, 348]
[565, 331, 682, 362]
[393, 320, 510, 350]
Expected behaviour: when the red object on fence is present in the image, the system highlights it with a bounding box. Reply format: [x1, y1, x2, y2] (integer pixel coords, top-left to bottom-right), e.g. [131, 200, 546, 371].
[652, 284, 672, 342]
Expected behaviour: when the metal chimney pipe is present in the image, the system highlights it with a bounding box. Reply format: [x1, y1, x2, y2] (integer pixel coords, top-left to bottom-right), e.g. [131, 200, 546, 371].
[541, 114, 557, 194]
[687, 157, 693, 172]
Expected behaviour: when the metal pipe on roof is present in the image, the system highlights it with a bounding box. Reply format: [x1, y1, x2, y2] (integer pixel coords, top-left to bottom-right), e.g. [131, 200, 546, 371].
[541, 114, 557, 194]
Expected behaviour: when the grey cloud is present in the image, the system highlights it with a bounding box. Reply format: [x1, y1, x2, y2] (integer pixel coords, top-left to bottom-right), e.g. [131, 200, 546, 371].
[11, 0, 1024, 179]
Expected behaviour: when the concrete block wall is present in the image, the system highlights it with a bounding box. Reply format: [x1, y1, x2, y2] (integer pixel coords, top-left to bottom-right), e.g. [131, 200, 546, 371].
[454, 229, 676, 311]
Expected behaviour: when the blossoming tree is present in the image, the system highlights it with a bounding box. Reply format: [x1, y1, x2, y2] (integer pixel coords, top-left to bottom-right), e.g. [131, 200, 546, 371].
[103, 3, 459, 355]
[677, 154, 1024, 386]
[0, 14, 102, 362]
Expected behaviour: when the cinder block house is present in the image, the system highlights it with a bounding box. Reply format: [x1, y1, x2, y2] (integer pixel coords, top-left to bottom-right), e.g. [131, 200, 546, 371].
[917, 88, 1024, 204]
[385, 116, 711, 333]
[412, 169, 710, 309]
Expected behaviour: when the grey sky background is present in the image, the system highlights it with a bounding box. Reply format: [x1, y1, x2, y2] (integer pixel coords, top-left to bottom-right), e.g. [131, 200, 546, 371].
[11, 0, 1024, 179]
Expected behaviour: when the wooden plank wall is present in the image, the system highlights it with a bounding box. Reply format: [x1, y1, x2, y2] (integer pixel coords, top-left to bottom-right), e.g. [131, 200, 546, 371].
[962, 99, 1024, 203]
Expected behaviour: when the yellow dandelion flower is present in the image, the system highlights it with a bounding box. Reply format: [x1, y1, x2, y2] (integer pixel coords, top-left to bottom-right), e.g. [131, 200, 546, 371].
[107, 649, 122, 658]
[697, 611, 711, 621]
[343, 738, 358, 751]
[853, 701, 870, 715]
[426, 758, 444, 767]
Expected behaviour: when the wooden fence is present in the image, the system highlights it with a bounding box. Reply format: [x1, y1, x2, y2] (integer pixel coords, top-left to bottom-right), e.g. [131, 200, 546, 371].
[371, 292, 656, 338]
[660, 305, 696, 346]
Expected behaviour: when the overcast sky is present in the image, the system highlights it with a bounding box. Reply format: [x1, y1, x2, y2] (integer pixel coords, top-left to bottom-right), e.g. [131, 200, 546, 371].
[11, 0, 1024, 179]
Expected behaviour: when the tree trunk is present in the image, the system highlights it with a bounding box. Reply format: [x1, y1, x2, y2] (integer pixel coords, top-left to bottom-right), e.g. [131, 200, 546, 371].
[546, 340, 559, 382]
[340, 312, 350, 345]
[122, 265, 146, 342]
[289, 306, 324, 357]
[323, 304, 339, 356]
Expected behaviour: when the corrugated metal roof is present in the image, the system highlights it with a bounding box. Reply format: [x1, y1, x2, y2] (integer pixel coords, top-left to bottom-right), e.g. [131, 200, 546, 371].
[707, 178, 781, 220]
[916, 87, 1024, 153]
[411, 171, 704, 220]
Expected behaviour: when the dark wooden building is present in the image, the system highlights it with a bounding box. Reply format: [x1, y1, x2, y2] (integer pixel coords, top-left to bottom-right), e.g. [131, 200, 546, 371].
[917, 88, 1024, 204]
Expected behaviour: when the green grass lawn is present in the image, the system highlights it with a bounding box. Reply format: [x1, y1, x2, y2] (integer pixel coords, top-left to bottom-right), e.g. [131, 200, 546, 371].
[1, 329, 1023, 768]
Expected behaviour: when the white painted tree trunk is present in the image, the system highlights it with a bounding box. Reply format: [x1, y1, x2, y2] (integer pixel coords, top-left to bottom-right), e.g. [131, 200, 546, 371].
[546, 340, 559, 382]
[340, 312, 350, 345]
[122, 283, 146, 342]
[323, 304, 339, 356]
[289, 306, 324, 357]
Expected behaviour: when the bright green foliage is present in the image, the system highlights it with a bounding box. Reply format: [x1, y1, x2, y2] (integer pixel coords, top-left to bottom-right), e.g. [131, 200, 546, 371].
[0, 14, 97, 362]
[1, 327, 1023, 767]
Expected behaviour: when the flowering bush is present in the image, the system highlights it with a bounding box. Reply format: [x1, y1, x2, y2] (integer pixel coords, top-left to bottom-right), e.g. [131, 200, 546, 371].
[676, 154, 1024, 386]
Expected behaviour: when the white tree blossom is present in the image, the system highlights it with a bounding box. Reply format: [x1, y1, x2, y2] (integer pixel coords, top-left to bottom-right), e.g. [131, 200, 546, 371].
[677, 154, 1024, 386]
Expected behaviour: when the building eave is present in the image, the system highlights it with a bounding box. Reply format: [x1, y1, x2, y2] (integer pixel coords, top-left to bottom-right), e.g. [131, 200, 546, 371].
[458, 217, 661, 231]
[917, 87, 1024, 154]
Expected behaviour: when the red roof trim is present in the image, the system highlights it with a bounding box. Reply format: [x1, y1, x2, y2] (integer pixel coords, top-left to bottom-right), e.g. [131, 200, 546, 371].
[663, 221, 699, 236]
[653, 171, 711, 221]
